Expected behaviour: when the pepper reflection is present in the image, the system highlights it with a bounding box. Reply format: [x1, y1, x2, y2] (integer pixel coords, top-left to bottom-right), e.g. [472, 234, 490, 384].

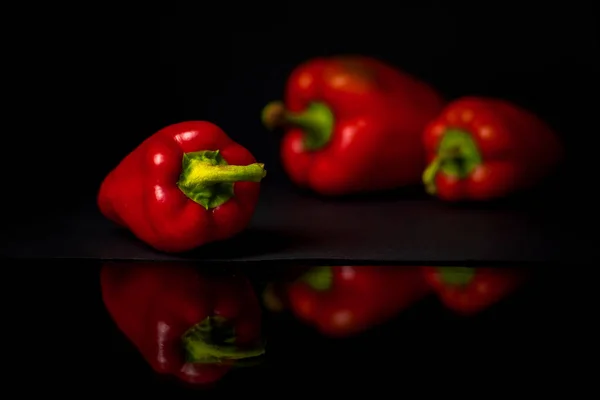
[100, 263, 265, 387]
[264, 266, 430, 337]
[264, 266, 526, 336]
[423, 267, 526, 316]
[100, 265, 526, 385]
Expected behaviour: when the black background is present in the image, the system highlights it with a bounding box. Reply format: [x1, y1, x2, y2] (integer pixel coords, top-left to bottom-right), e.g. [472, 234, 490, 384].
[1, 1, 595, 393]
[3, 1, 597, 217]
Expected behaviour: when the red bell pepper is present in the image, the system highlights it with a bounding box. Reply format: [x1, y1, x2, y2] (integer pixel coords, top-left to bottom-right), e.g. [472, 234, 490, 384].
[98, 121, 266, 253]
[268, 266, 430, 337]
[423, 267, 525, 316]
[422, 97, 563, 201]
[261, 56, 445, 196]
[100, 263, 265, 386]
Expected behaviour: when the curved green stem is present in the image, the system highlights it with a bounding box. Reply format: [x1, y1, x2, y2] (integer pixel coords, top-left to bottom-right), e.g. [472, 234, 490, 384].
[177, 150, 266, 209]
[182, 316, 265, 364]
[422, 129, 482, 195]
[437, 267, 475, 287]
[261, 101, 286, 130]
[261, 101, 334, 151]
[423, 157, 443, 195]
[299, 266, 333, 291]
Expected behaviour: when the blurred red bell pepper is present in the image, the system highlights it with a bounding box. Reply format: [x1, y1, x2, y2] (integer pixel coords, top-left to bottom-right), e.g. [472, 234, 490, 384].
[100, 263, 265, 386]
[98, 121, 266, 252]
[266, 266, 430, 337]
[422, 97, 563, 201]
[423, 266, 525, 316]
[262, 56, 445, 196]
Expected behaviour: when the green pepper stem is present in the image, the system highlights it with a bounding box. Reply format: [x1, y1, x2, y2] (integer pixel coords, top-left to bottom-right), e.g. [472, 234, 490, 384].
[179, 160, 266, 189]
[299, 266, 333, 291]
[437, 267, 476, 287]
[422, 149, 461, 194]
[185, 339, 265, 363]
[261, 101, 335, 151]
[177, 150, 266, 209]
[182, 317, 266, 364]
[261, 101, 287, 130]
[423, 156, 443, 195]
[422, 129, 483, 195]
[263, 283, 285, 312]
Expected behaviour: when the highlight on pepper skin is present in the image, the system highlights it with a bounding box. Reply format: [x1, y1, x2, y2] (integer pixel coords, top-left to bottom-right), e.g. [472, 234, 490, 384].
[100, 263, 266, 387]
[263, 265, 431, 337]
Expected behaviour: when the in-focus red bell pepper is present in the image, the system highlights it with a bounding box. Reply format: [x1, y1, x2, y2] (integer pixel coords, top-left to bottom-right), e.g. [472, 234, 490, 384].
[100, 263, 265, 386]
[98, 121, 266, 252]
[422, 97, 563, 201]
[262, 56, 445, 196]
[423, 266, 525, 316]
[266, 266, 430, 337]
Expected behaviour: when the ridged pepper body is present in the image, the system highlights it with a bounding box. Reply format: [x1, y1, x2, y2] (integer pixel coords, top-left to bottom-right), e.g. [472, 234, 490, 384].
[422, 97, 563, 201]
[263, 56, 445, 196]
[98, 121, 266, 252]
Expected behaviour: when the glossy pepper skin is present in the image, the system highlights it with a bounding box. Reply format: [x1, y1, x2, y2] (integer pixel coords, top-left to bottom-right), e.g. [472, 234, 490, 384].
[100, 263, 265, 386]
[422, 97, 563, 201]
[265, 266, 430, 337]
[262, 56, 445, 196]
[423, 267, 525, 316]
[98, 121, 266, 253]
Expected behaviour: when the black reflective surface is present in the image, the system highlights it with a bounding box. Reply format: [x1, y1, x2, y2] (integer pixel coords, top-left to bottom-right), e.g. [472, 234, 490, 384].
[0, 180, 584, 263]
[6, 262, 574, 394]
